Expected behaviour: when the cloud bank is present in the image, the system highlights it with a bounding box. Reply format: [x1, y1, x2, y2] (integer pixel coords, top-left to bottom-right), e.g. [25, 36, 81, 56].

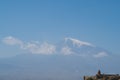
[93, 52, 108, 58]
[2, 36, 23, 46]
[2, 36, 56, 55]
[61, 46, 74, 55]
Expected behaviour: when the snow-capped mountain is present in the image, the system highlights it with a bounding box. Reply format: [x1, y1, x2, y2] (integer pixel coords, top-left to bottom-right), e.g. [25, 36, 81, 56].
[56, 37, 108, 58]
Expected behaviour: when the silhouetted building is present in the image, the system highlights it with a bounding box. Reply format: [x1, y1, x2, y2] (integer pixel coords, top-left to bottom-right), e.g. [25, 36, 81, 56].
[84, 70, 120, 80]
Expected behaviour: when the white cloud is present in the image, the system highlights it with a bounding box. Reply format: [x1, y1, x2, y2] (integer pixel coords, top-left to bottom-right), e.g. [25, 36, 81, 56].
[65, 37, 95, 47]
[93, 52, 108, 58]
[2, 36, 56, 55]
[61, 46, 73, 55]
[23, 42, 56, 54]
[2, 36, 23, 46]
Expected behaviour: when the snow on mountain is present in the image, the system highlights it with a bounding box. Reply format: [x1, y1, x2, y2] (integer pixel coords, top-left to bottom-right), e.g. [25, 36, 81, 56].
[64, 37, 95, 47]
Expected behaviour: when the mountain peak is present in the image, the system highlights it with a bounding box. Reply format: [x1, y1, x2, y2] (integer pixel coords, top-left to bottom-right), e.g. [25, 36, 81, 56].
[64, 37, 95, 47]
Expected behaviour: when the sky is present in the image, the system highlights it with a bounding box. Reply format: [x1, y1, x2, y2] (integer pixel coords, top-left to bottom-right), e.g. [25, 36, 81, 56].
[0, 0, 120, 57]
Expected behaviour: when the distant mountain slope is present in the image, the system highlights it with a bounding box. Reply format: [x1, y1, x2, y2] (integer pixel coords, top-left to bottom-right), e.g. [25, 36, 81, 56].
[0, 38, 119, 80]
[0, 53, 120, 80]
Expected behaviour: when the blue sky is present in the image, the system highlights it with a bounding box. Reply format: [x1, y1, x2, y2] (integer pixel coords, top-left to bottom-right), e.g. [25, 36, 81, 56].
[0, 0, 120, 57]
